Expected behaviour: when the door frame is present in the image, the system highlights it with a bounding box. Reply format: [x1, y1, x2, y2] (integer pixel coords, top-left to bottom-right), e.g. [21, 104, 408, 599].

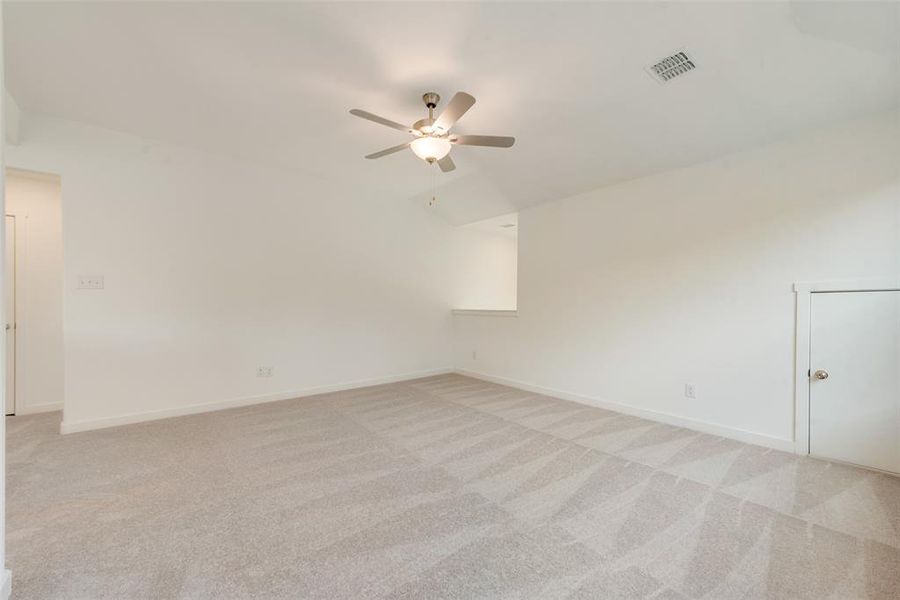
[793, 278, 900, 456]
[3, 215, 13, 416]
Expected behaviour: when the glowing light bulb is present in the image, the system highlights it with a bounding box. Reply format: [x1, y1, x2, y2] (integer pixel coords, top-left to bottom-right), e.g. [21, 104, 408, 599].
[410, 136, 452, 162]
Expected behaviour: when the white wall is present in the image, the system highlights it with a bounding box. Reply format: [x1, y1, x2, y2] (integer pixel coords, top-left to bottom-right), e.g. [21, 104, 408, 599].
[452, 225, 517, 311]
[454, 110, 900, 449]
[0, 4, 12, 599]
[4, 170, 63, 414]
[3, 90, 19, 146]
[10, 108, 896, 448]
[0, 6, 11, 595]
[6, 115, 496, 432]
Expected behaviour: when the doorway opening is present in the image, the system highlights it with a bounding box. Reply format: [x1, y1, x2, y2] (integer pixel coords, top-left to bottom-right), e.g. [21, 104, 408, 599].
[4, 168, 64, 416]
[454, 212, 518, 311]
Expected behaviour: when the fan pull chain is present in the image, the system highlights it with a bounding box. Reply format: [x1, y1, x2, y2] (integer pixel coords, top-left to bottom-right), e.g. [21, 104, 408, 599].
[428, 164, 437, 207]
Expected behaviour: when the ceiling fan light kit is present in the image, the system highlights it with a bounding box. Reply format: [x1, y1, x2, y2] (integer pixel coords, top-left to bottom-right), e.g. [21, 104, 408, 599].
[350, 91, 515, 173]
[410, 136, 451, 161]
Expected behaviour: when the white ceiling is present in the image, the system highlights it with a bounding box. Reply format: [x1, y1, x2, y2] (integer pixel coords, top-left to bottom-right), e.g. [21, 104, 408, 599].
[463, 212, 518, 240]
[5, 1, 899, 224]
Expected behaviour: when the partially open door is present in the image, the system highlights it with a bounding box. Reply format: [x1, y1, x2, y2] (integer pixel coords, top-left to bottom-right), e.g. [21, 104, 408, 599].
[5, 215, 14, 416]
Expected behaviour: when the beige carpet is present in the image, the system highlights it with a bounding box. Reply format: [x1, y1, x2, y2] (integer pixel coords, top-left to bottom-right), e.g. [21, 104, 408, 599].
[7, 374, 900, 599]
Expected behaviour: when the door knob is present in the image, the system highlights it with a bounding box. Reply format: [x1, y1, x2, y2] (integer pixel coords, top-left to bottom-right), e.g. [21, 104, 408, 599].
[813, 369, 829, 380]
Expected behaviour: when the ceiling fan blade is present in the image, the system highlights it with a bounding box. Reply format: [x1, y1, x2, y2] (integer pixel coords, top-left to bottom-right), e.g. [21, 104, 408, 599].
[350, 109, 414, 134]
[432, 92, 476, 133]
[437, 155, 456, 173]
[365, 142, 411, 159]
[450, 135, 515, 148]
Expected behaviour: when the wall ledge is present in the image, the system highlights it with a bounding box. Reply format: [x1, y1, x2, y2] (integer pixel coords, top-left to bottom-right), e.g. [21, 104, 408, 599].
[452, 309, 518, 317]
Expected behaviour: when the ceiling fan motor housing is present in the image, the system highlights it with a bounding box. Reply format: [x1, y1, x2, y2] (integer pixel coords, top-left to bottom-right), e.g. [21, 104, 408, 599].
[413, 117, 436, 134]
[422, 92, 440, 109]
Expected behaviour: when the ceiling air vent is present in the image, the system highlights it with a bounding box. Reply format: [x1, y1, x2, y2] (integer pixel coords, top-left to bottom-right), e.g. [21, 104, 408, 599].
[647, 51, 696, 83]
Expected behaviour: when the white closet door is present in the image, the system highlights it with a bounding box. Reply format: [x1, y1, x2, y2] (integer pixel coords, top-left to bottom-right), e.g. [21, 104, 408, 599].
[809, 290, 900, 473]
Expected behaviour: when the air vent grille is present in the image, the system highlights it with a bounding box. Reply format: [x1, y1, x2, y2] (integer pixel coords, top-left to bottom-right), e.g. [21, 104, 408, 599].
[647, 51, 696, 83]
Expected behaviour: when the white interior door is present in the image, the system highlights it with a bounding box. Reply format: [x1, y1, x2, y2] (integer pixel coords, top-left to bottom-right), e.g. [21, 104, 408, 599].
[809, 290, 900, 473]
[5, 215, 15, 416]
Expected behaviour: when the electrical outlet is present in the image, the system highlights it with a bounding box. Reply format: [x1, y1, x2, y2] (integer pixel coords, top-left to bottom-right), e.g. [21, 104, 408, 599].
[78, 276, 104, 290]
[256, 367, 274, 378]
[684, 383, 696, 399]
[472, 351, 477, 360]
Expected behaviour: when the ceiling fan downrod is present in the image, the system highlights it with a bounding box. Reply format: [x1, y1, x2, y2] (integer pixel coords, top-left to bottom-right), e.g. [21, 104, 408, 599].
[422, 92, 440, 121]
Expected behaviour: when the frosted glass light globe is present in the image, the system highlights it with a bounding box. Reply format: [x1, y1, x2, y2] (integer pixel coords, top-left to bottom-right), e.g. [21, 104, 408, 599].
[410, 136, 452, 161]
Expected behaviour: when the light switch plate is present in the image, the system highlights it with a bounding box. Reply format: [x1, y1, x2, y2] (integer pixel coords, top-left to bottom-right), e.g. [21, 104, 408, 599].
[78, 276, 104, 290]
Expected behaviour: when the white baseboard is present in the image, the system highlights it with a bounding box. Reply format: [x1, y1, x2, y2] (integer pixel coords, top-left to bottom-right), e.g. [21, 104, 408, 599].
[15, 402, 63, 416]
[0, 569, 10, 600]
[455, 368, 795, 452]
[60, 368, 453, 435]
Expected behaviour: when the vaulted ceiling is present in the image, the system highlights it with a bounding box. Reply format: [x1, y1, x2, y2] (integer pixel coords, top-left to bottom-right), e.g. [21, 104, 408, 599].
[5, 2, 899, 224]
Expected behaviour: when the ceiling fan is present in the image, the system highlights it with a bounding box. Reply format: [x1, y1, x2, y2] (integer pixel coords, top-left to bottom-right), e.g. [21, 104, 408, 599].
[349, 92, 515, 172]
